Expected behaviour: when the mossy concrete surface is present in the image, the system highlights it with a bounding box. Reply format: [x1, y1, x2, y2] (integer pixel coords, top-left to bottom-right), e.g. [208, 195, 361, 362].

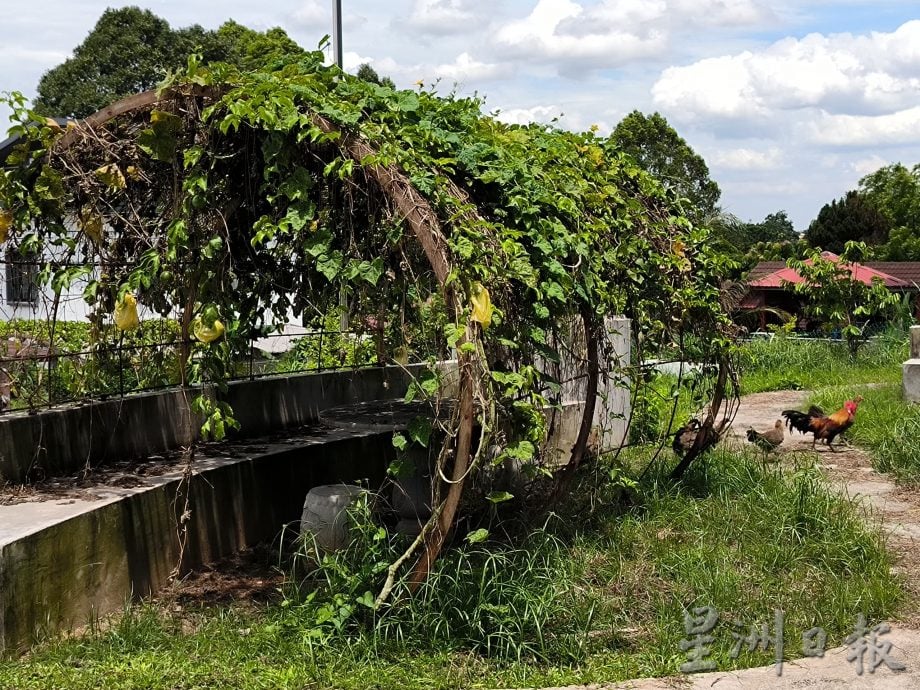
[0, 363, 447, 484]
[0, 426, 392, 653]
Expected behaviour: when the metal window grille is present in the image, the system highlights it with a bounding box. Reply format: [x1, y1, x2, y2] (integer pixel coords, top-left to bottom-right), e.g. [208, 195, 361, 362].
[5, 247, 38, 305]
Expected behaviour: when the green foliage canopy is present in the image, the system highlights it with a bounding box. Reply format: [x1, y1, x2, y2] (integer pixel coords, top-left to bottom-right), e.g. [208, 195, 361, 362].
[858, 163, 920, 260]
[33, 7, 305, 118]
[2, 50, 735, 474]
[786, 243, 901, 355]
[610, 111, 721, 225]
[804, 190, 889, 253]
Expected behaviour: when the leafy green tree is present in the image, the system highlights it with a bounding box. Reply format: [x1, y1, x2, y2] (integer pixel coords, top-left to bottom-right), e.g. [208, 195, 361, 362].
[213, 20, 304, 73]
[34, 8, 304, 118]
[742, 211, 797, 247]
[804, 190, 889, 253]
[859, 163, 920, 260]
[610, 111, 721, 223]
[356, 63, 395, 89]
[34, 7, 186, 117]
[786, 243, 900, 355]
[744, 237, 810, 267]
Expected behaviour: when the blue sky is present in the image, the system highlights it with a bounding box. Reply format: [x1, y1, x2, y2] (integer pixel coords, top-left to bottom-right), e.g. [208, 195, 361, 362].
[2, 1, 920, 231]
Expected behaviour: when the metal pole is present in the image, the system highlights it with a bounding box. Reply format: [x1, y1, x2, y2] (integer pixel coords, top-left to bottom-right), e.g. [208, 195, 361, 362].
[332, 1, 348, 335]
[332, 0, 343, 67]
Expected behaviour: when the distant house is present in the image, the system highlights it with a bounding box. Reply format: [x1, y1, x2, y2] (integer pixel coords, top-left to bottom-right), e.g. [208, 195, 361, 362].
[1, 123, 95, 323]
[0, 125, 309, 345]
[741, 252, 920, 330]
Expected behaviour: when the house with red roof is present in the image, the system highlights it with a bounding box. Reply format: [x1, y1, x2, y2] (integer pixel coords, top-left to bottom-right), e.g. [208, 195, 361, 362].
[741, 252, 920, 330]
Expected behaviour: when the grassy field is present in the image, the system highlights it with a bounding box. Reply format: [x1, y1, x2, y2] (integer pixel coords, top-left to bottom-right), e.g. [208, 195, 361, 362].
[0, 448, 900, 690]
[739, 331, 907, 394]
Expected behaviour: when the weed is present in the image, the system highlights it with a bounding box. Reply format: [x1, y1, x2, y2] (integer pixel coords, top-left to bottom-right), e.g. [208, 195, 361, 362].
[739, 330, 906, 394]
[0, 448, 901, 689]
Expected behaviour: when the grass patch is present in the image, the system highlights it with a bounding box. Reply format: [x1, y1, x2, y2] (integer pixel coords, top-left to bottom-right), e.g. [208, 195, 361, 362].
[739, 331, 906, 394]
[810, 383, 920, 483]
[0, 449, 901, 689]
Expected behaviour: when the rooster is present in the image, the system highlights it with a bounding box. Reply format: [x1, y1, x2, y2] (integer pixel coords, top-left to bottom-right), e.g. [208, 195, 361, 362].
[746, 420, 784, 459]
[781, 396, 863, 452]
[672, 419, 701, 457]
[672, 418, 719, 458]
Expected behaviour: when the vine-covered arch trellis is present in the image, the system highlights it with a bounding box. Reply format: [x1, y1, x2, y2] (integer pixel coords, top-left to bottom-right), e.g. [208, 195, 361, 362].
[0, 49, 739, 595]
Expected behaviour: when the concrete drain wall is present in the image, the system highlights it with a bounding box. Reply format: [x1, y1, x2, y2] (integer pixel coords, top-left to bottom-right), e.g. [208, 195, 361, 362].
[0, 318, 633, 653]
[0, 427, 393, 653]
[0, 363, 449, 484]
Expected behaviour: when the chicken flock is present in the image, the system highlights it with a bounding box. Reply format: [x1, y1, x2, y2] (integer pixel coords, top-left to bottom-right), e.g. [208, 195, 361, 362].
[672, 395, 864, 462]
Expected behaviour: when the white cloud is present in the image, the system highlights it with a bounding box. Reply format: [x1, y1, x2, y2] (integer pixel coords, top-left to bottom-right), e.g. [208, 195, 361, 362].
[492, 0, 770, 73]
[677, 0, 771, 27]
[711, 146, 783, 170]
[810, 106, 920, 146]
[849, 154, 891, 176]
[494, 0, 665, 70]
[653, 53, 764, 121]
[433, 52, 509, 82]
[0, 47, 70, 65]
[652, 20, 920, 123]
[567, 0, 771, 33]
[291, 1, 326, 27]
[494, 104, 563, 126]
[408, 0, 477, 34]
[342, 51, 375, 72]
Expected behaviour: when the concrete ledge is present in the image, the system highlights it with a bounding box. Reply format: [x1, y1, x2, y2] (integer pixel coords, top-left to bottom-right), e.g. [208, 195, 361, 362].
[0, 426, 394, 653]
[0, 363, 448, 483]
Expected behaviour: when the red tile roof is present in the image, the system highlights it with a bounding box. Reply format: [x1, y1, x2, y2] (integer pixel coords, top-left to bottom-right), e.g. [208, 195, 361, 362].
[747, 261, 785, 282]
[748, 253, 912, 290]
[864, 262, 920, 287]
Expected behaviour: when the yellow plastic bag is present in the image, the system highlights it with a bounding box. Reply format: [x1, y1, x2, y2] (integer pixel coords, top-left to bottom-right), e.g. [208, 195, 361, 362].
[114, 293, 140, 331]
[470, 282, 492, 329]
[0, 210, 11, 244]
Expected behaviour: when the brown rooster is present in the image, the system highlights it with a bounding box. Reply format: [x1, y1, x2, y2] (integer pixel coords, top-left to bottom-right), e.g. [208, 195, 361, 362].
[672, 419, 701, 457]
[781, 396, 863, 452]
[672, 418, 719, 458]
[746, 420, 784, 458]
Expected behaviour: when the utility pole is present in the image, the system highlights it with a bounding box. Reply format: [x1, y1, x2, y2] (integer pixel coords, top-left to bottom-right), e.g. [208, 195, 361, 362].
[332, 0, 349, 333]
[332, 0, 343, 67]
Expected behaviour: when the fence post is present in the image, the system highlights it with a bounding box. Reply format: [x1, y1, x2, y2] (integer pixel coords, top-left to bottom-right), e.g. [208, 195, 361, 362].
[903, 325, 920, 402]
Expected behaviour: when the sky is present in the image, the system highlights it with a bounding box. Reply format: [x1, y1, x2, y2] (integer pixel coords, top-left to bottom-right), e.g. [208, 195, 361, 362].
[2, 0, 919, 231]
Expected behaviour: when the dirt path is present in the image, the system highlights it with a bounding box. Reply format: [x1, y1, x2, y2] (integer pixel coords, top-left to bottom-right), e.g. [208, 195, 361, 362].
[589, 388, 920, 690]
[732, 389, 920, 627]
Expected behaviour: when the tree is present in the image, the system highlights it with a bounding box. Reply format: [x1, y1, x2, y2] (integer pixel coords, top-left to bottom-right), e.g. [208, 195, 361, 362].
[744, 237, 810, 264]
[34, 8, 304, 118]
[213, 20, 305, 73]
[356, 63, 395, 89]
[34, 7, 185, 118]
[787, 243, 900, 355]
[859, 163, 920, 260]
[804, 190, 889, 253]
[741, 211, 797, 247]
[610, 111, 721, 223]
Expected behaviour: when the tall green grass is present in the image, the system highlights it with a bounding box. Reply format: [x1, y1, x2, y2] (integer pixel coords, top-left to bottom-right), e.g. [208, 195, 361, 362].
[0, 448, 901, 690]
[739, 331, 907, 394]
[810, 384, 920, 483]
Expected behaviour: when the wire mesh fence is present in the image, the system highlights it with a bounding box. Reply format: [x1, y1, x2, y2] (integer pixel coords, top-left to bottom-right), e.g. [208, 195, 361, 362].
[0, 315, 384, 414]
